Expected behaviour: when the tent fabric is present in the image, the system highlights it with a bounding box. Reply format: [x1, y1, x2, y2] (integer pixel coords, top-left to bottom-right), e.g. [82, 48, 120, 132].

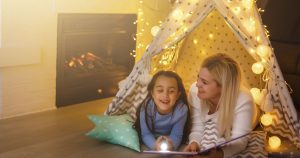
[232, 131, 267, 158]
[105, 0, 300, 150]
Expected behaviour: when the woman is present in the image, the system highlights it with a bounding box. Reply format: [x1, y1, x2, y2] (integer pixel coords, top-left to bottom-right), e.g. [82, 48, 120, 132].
[184, 53, 254, 158]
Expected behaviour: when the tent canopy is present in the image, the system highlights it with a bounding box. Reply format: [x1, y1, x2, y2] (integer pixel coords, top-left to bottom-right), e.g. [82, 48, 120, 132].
[105, 0, 300, 148]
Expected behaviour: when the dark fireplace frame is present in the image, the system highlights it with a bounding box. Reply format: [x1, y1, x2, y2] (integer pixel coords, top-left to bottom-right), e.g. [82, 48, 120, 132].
[56, 13, 136, 107]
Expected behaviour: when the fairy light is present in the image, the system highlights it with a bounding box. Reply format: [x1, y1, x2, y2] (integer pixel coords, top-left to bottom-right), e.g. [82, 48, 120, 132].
[242, 0, 253, 9]
[261, 113, 273, 126]
[209, 33, 214, 39]
[193, 39, 198, 44]
[256, 45, 271, 58]
[252, 62, 264, 74]
[250, 88, 262, 105]
[172, 9, 184, 20]
[244, 18, 256, 33]
[256, 36, 261, 42]
[269, 136, 281, 149]
[151, 26, 160, 36]
[249, 48, 256, 55]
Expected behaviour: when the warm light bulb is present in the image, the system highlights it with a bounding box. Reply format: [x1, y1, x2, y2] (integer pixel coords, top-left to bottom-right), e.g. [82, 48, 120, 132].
[249, 48, 255, 54]
[260, 113, 273, 126]
[172, 9, 184, 20]
[269, 136, 281, 149]
[193, 39, 198, 44]
[250, 88, 261, 104]
[209, 33, 214, 39]
[242, 0, 253, 9]
[252, 62, 264, 74]
[244, 18, 256, 33]
[151, 26, 160, 36]
[183, 27, 188, 32]
[256, 45, 271, 58]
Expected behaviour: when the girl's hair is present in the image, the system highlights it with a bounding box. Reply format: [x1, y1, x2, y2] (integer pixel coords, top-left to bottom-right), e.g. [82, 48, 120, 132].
[134, 70, 190, 143]
[200, 53, 241, 140]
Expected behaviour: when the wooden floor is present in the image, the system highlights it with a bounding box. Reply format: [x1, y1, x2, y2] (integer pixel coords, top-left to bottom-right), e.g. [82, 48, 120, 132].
[0, 98, 169, 158]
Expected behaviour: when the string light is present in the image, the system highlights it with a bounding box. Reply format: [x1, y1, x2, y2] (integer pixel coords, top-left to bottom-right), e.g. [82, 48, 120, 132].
[268, 136, 281, 149]
[242, 0, 253, 9]
[244, 18, 256, 33]
[250, 88, 262, 105]
[172, 9, 184, 20]
[193, 39, 198, 44]
[151, 26, 160, 36]
[261, 113, 273, 126]
[256, 45, 271, 58]
[252, 62, 264, 74]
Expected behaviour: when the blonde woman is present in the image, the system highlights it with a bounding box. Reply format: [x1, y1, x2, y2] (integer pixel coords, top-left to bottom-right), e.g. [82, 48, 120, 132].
[184, 53, 254, 158]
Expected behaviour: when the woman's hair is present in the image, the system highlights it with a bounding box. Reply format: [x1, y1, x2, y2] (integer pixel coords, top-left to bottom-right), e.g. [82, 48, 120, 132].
[200, 53, 241, 140]
[134, 70, 190, 143]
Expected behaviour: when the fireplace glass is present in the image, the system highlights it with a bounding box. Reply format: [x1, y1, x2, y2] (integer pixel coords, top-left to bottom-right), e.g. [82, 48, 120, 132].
[56, 14, 136, 107]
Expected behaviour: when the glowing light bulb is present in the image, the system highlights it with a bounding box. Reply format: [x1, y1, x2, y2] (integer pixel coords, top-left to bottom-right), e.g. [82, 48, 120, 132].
[172, 9, 183, 20]
[151, 26, 160, 36]
[193, 39, 198, 44]
[243, 0, 253, 9]
[260, 113, 273, 126]
[252, 62, 264, 74]
[183, 27, 188, 32]
[160, 141, 168, 151]
[209, 33, 214, 39]
[250, 88, 261, 104]
[249, 48, 255, 54]
[269, 136, 281, 149]
[256, 45, 271, 58]
[244, 18, 256, 33]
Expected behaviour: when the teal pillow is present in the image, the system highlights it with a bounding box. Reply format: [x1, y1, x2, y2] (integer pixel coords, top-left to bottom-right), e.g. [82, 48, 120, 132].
[86, 114, 140, 152]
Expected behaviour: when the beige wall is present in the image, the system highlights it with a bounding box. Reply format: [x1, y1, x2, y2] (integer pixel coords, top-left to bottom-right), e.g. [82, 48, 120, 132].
[0, 0, 171, 119]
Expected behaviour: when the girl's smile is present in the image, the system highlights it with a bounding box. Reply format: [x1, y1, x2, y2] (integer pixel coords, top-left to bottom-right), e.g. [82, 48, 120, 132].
[151, 75, 181, 115]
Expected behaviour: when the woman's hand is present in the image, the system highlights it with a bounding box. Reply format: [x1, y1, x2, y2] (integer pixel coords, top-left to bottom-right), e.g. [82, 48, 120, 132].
[183, 142, 200, 152]
[154, 136, 174, 151]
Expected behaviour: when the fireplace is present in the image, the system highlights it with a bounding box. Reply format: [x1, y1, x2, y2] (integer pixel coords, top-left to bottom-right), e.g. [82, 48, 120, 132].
[56, 14, 136, 107]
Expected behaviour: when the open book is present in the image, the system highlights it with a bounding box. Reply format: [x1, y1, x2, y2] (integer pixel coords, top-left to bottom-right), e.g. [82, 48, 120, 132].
[142, 132, 250, 155]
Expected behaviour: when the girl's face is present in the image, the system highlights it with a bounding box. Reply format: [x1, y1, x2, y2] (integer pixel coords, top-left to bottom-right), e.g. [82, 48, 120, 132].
[196, 68, 221, 103]
[151, 75, 181, 115]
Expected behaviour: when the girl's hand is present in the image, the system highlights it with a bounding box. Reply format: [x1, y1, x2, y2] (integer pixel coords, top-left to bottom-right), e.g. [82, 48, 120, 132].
[183, 142, 200, 152]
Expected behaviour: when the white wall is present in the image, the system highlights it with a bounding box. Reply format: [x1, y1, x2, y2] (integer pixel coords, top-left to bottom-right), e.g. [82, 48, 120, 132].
[0, 0, 172, 119]
[0, 0, 138, 119]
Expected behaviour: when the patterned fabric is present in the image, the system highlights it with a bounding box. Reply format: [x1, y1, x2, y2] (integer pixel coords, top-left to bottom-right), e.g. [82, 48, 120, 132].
[200, 118, 267, 158]
[200, 117, 223, 151]
[233, 131, 267, 158]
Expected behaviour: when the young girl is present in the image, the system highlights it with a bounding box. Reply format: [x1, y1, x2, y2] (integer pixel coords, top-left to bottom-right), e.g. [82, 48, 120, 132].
[135, 70, 190, 150]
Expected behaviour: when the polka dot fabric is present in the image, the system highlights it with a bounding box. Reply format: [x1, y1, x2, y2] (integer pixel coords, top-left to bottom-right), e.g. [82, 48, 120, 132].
[86, 114, 140, 152]
[174, 10, 260, 90]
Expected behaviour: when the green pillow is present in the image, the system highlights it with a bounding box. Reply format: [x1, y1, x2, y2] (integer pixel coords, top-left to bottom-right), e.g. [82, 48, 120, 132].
[86, 114, 140, 152]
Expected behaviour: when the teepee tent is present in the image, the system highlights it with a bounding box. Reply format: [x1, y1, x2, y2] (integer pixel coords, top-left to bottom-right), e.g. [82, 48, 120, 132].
[105, 0, 300, 153]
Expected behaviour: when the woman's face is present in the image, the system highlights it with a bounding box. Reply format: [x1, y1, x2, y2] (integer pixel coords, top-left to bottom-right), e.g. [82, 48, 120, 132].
[196, 68, 221, 103]
[151, 75, 181, 114]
